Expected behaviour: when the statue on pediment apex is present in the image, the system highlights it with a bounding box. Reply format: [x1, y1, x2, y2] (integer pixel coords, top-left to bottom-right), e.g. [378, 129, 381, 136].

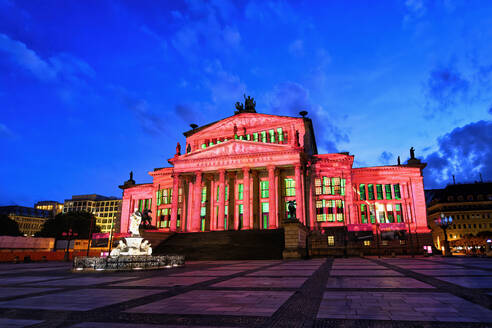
[234, 94, 256, 114]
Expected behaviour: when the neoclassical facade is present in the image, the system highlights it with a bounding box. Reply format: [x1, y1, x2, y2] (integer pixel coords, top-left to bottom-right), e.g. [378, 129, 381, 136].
[119, 109, 430, 241]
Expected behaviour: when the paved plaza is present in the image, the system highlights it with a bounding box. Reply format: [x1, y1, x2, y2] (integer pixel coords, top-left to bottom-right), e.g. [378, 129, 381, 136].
[1, 257, 492, 327]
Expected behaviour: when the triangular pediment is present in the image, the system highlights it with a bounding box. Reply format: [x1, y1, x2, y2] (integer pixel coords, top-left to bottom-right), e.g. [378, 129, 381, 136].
[177, 140, 297, 161]
[187, 113, 300, 139]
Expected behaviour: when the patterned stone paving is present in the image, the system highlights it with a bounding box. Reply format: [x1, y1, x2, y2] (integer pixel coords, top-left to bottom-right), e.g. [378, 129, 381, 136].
[0, 257, 492, 327]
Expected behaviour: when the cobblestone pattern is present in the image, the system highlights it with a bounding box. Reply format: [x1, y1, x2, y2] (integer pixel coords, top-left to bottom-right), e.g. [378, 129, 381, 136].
[1, 257, 492, 327]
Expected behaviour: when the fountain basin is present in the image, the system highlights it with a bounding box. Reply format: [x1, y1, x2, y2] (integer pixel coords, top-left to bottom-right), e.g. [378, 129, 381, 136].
[72, 254, 185, 272]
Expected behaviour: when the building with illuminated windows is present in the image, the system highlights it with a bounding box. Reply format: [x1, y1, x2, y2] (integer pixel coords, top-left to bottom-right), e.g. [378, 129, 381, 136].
[426, 182, 492, 250]
[0, 206, 50, 236]
[34, 201, 63, 218]
[119, 105, 432, 255]
[63, 194, 122, 233]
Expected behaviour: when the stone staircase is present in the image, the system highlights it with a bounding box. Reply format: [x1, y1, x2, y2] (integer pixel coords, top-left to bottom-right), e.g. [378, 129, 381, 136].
[140, 231, 175, 249]
[153, 229, 285, 260]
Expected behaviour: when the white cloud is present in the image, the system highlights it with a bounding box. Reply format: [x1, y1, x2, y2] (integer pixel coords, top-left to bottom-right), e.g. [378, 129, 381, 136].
[0, 33, 95, 83]
[288, 39, 304, 56]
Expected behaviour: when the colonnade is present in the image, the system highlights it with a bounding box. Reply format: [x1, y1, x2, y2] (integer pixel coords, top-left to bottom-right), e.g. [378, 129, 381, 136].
[166, 165, 306, 232]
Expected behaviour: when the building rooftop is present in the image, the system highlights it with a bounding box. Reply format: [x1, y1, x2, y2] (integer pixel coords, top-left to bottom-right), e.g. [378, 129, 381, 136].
[0, 206, 51, 218]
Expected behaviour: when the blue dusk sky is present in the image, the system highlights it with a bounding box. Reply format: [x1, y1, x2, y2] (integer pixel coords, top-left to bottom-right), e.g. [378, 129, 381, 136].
[1, 0, 491, 206]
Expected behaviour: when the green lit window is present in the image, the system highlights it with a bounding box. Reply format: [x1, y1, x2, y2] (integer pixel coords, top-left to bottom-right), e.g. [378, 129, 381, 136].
[368, 184, 375, 200]
[277, 128, 284, 142]
[376, 184, 383, 200]
[201, 143, 206, 149]
[138, 200, 143, 212]
[394, 184, 401, 199]
[238, 183, 244, 200]
[178, 188, 183, 203]
[209, 141, 214, 146]
[216, 185, 220, 202]
[201, 187, 207, 202]
[369, 204, 376, 223]
[359, 184, 366, 200]
[395, 204, 403, 222]
[239, 135, 243, 140]
[285, 178, 295, 196]
[253, 132, 258, 142]
[156, 190, 162, 206]
[341, 179, 346, 195]
[332, 178, 340, 195]
[269, 129, 275, 143]
[361, 204, 367, 223]
[261, 203, 269, 229]
[225, 185, 229, 201]
[200, 206, 206, 217]
[323, 177, 331, 194]
[246, 134, 251, 140]
[177, 208, 181, 227]
[261, 131, 267, 142]
[260, 181, 269, 198]
[385, 184, 392, 199]
[238, 204, 244, 214]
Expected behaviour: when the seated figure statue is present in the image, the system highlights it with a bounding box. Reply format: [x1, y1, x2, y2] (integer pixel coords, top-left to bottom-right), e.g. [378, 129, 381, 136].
[110, 240, 128, 258]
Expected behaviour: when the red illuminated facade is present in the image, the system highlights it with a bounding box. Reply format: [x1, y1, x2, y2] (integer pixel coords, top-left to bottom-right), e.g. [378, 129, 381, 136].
[119, 110, 430, 241]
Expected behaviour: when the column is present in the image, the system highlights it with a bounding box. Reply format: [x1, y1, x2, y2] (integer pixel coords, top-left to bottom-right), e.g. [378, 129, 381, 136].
[151, 186, 159, 227]
[192, 171, 202, 232]
[242, 167, 251, 229]
[295, 164, 305, 224]
[186, 177, 194, 232]
[268, 166, 277, 228]
[217, 170, 226, 230]
[170, 174, 179, 231]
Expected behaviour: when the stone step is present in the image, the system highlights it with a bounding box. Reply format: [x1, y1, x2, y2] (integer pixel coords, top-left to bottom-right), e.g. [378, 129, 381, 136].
[153, 229, 284, 260]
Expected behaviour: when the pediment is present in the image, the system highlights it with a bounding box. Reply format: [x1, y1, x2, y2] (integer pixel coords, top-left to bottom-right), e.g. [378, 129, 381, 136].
[177, 140, 297, 161]
[189, 113, 300, 139]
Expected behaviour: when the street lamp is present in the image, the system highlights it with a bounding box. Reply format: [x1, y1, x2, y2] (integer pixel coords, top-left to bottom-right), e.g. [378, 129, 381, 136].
[62, 228, 78, 261]
[434, 213, 453, 256]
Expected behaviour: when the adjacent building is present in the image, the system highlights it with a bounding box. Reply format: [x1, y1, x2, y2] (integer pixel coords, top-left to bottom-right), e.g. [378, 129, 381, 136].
[426, 182, 492, 249]
[63, 194, 122, 233]
[0, 206, 51, 236]
[34, 201, 63, 217]
[119, 103, 432, 251]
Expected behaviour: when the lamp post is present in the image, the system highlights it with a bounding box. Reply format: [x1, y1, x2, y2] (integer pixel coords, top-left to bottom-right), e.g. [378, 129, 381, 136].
[86, 215, 95, 256]
[434, 213, 453, 256]
[62, 228, 78, 261]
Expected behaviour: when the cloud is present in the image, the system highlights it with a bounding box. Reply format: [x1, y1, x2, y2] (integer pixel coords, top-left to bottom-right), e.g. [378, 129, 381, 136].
[203, 60, 246, 104]
[174, 104, 197, 123]
[288, 39, 304, 56]
[423, 120, 492, 188]
[424, 65, 470, 111]
[0, 33, 94, 84]
[0, 123, 14, 139]
[170, 1, 241, 59]
[113, 86, 165, 136]
[0, 33, 56, 81]
[379, 151, 394, 164]
[403, 0, 426, 24]
[267, 82, 348, 153]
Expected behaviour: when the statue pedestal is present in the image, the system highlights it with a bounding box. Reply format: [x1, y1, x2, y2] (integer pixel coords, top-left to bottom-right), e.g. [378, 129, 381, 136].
[282, 219, 308, 259]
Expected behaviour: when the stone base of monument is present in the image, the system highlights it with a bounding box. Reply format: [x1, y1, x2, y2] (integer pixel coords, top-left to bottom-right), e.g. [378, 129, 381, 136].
[72, 254, 185, 272]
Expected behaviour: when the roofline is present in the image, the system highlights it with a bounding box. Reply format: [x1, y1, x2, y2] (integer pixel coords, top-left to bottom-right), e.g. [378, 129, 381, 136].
[183, 112, 307, 138]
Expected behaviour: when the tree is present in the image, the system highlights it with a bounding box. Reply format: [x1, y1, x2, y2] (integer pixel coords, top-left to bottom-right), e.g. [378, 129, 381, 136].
[36, 211, 100, 239]
[0, 214, 22, 236]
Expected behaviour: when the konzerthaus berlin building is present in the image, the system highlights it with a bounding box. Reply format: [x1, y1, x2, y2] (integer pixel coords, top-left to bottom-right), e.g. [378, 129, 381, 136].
[119, 103, 431, 250]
